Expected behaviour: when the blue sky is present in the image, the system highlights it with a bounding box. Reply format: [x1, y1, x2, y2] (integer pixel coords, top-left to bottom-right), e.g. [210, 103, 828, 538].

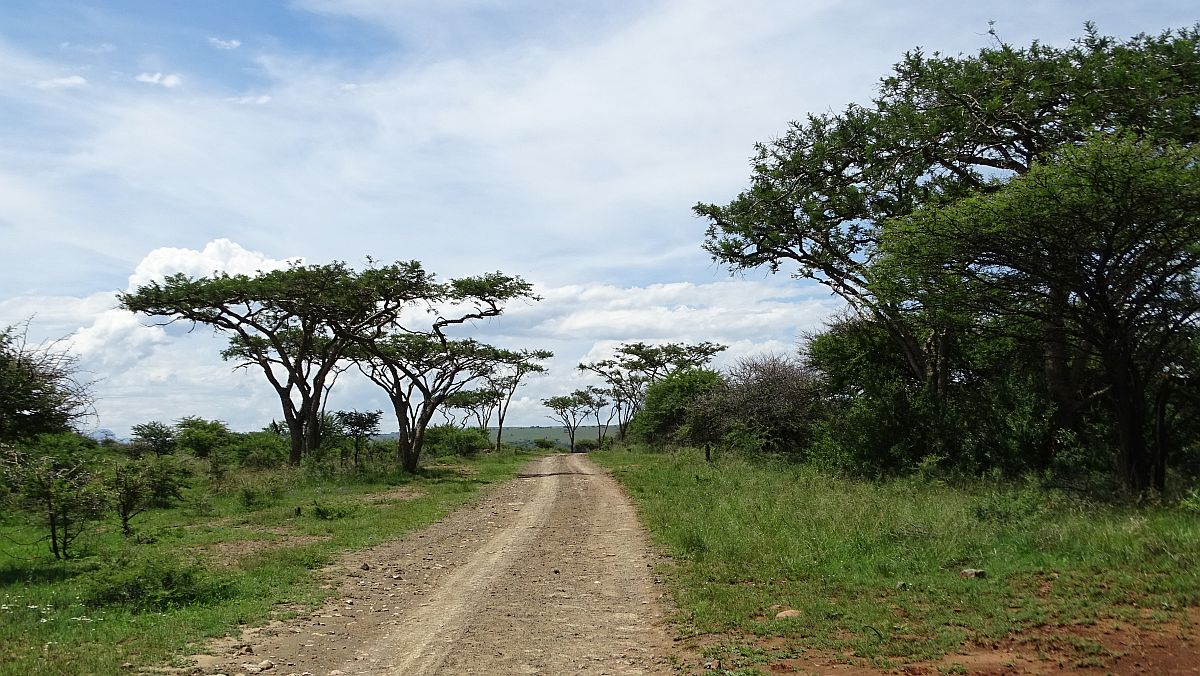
[1, 1, 1195, 436]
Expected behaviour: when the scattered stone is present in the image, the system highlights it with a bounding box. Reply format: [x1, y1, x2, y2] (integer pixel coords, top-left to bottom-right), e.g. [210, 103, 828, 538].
[258, 659, 275, 670]
[960, 568, 987, 579]
[896, 581, 911, 590]
[120, 663, 133, 669]
[360, 563, 370, 571]
[774, 609, 802, 619]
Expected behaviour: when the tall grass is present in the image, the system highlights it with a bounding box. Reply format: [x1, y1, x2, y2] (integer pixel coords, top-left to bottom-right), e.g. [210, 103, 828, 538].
[593, 447, 1200, 662]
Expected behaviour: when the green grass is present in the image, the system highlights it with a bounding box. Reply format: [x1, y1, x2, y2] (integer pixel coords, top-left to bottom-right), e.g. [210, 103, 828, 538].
[0, 449, 543, 676]
[592, 447, 1200, 669]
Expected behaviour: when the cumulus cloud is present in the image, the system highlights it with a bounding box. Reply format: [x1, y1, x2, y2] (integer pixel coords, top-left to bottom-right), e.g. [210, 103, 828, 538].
[70, 308, 167, 367]
[126, 238, 300, 291]
[34, 75, 87, 89]
[208, 37, 242, 50]
[135, 72, 183, 88]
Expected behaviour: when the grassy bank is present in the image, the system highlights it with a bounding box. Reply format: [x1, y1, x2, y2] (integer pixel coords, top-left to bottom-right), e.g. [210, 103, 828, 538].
[592, 447, 1200, 672]
[0, 450, 541, 676]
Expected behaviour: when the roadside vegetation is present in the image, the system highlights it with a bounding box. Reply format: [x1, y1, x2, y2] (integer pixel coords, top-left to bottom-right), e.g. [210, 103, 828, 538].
[0, 425, 541, 676]
[595, 447, 1200, 672]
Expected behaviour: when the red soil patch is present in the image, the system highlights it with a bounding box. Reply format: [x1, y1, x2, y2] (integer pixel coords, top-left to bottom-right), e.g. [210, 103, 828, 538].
[683, 608, 1199, 675]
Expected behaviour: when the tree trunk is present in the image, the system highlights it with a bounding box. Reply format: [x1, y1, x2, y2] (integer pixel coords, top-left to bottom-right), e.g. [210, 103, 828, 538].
[48, 510, 61, 560]
[1041, 287, 1078, 470]
[1152, 377, 1171, 493]
[494, 410, 506, 453]
[1107, 354, 1152, 494]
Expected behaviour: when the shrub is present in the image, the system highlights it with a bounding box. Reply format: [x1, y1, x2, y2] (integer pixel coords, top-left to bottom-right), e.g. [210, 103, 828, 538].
[532, 438, 560, 450]
[630, 368, 721, 447]
[2, 446, 107, 559]
[233, 473, 287, 510]
[424, 425, 490, 457]
[141, 455, 191, 507]
[574, 438, 599, 453]
[232, 430, 289, 469]
[311, 500, 358, 520]
[82, 552, 230, 612]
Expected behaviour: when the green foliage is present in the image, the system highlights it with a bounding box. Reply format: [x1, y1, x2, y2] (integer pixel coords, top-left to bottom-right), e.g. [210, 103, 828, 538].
[630, 368, 721, 447]
[697, 23, 1200, 492]
[139, 455, 191, 508]
[543, 393, 590, 451]
[0, 322, 93, 444]
[579, 341, 728, 439]
[423, 424, 490, 457]
[174, 416, 232, 459]
[231, 430, 289, 469]
[81, 551, 231, 612]
[129, 421, 176, 456]
[2, 443, 107, 559]
[532, 438, 560, 450]
[573, 438, 599, 452]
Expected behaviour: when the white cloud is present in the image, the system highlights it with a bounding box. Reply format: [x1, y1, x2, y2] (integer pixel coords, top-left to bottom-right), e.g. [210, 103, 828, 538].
[208, 37, 242, 50]
[126, 239, 300, 291]
[135, 72, 183, 88]
[34, 75, 87, 89]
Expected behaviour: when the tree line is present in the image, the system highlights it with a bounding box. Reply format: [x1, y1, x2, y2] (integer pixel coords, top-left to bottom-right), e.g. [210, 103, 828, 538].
[672, 23, 1199, 495]
[118, 260, 551, 471]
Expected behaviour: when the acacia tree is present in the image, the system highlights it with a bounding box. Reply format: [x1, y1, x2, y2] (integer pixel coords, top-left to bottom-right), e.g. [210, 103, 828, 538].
[443, 389, 503, 429]
[578, 341, 726, 437]
[543, 393, 589, 452]
[120, 260, 437, 465]
[334, 409, 382, 467]
[352, 272, 537, 472]
[0, 322, 94, 444]
[577, 386, 610, 445]
[887, 135, 1200, 492]
[2, 449, 107, 559]
[698, 24, 1200, 488]
[698, 24, 1200, 405]
[487, 349, 553, 452]
[358, 336, 508, 472]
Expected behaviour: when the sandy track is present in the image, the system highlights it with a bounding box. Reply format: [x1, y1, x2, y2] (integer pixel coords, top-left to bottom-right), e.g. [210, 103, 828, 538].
[196, 454, 675, 675]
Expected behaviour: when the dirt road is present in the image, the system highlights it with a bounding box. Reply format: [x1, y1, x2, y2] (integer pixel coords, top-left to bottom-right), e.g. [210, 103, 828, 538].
[196, 454, 676, 675]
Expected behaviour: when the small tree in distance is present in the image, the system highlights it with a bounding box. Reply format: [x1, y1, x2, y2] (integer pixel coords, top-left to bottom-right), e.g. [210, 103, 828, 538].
[543, 393, 589, 452]
[130, 421, 176, 456]
[488, 349, 553, 452]
[334, 410, 382, 467]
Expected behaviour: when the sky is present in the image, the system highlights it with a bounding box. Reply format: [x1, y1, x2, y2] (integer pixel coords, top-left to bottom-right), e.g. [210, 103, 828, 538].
[0, 1, 1194, 437]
